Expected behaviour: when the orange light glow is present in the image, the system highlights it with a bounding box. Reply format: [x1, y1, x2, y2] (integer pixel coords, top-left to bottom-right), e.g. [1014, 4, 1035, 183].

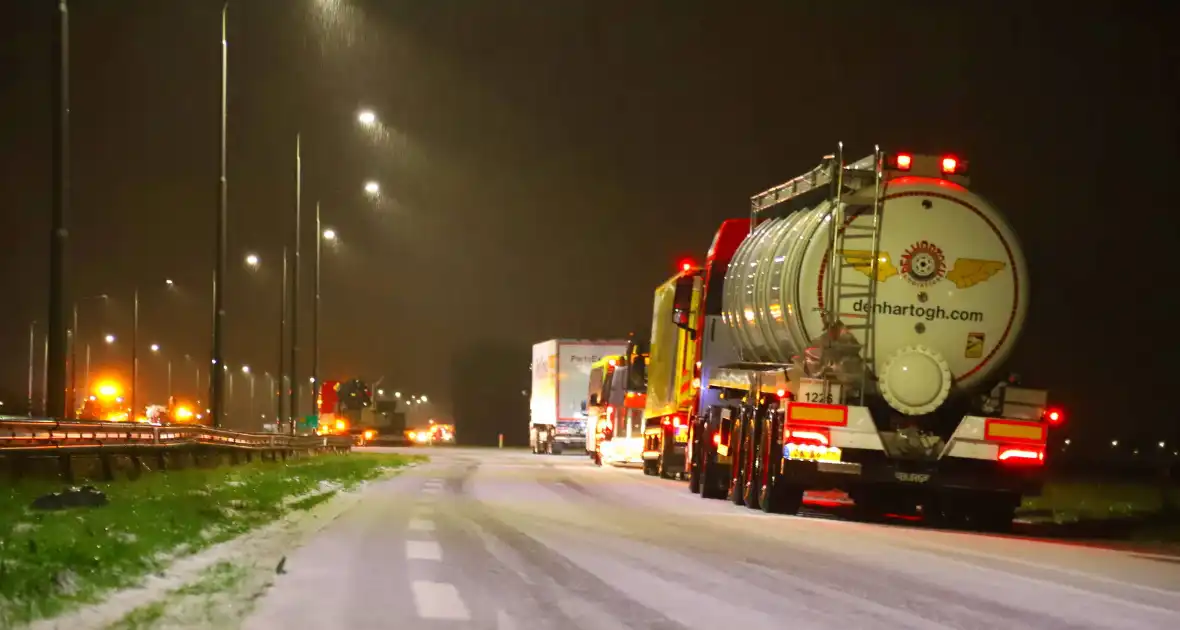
[96, 382, 121, 399]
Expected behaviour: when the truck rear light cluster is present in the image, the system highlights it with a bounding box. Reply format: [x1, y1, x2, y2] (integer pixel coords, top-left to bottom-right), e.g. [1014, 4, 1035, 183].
[998, 446, 1044, 465]
[1044, 408, 1064, 426]
[662, 415, 682, 427]
[712, 432, 721, 446]
[786, 427, 830, 447]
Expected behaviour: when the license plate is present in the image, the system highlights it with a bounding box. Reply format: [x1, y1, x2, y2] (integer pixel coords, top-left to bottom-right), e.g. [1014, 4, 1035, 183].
[786, 443, 842, 463]
[674, 431, 688, 444]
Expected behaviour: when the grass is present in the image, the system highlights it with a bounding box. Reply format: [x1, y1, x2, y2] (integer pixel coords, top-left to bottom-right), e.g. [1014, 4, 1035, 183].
[0, 451, 423, 627]
[105, 561, 249, 630]
[1021, 481, 1180, 522]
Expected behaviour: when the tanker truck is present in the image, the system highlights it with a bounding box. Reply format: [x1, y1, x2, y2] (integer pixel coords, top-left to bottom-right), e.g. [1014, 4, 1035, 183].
[684, 146, 1064, 531]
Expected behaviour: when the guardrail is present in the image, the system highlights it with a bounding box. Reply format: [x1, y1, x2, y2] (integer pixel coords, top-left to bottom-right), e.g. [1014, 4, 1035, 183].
[0, 418, 353, 482]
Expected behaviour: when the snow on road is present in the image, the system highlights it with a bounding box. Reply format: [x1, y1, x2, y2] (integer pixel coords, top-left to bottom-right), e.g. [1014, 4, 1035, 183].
[233, 448, 1180, 630]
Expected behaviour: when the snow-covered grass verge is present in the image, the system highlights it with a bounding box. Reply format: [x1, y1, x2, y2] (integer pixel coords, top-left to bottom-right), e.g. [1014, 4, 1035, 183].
[0, 452, 425, 628]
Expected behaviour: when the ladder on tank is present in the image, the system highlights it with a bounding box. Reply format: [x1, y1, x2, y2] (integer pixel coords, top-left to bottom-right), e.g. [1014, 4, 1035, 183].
[821, 143, 885, 406]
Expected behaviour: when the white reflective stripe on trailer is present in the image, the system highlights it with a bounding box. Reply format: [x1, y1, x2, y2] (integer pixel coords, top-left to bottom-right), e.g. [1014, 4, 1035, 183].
[791, 404, 887, 452]
[941, 415, 1047, 461]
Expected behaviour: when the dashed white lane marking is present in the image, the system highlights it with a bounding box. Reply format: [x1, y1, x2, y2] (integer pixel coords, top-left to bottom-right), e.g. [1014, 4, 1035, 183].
[411, 581, 471, 620]
[409, 519, 435, 532]
[422, 485, 441, 494]
[405, 540, 442, 561]
[497, 609, 517, 630]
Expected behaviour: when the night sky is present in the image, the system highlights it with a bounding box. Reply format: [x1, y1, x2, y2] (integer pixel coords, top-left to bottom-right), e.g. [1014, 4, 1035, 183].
[0, 2, 1174, 449]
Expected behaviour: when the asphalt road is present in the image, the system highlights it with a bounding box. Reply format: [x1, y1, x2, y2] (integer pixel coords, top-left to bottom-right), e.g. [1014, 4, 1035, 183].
[243, 447, 1180, 629]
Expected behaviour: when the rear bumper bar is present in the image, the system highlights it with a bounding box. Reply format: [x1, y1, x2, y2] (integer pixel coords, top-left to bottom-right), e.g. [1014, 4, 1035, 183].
[779, 454, 1043, 496]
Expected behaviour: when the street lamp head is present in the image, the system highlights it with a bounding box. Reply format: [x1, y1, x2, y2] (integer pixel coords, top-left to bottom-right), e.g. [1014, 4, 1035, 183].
[245, 253, 260, 268]
[363, 181, 380, 195]
[150, 343, 160, 352]
[322, 229, 337, 241]
[104, 334, 116, 344]
[394, 391, 401, 398]
[377, 389, 385, 396]
[420, 395, 428, 403]
[357, 110, 377, 126]
[165, 279, 174, 286]
[241, 365, 250, 374]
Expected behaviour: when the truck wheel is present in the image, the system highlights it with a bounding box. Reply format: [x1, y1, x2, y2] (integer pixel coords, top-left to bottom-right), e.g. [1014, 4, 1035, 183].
[762, 481, 804, 515]
[743, 417, 763, 510]
[700, 454, 725, 499]
[658, 454, 675, 480]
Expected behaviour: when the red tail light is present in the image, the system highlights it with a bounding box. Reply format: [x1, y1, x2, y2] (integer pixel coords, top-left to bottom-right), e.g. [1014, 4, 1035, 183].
[891, 153, 912, 170]
[941, 156, 958, 174]
[999, 446, 1044, 465]
[671, 415, 681, 427]
[786, 428, 830, 446]
[1044, 408, 1064, 426]
[662, 417, 671, 426]
[712, 433, 721, 447]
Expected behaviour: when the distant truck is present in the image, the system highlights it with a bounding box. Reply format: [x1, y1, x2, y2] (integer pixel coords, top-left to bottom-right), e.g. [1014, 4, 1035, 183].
[530, 339, 629, 454]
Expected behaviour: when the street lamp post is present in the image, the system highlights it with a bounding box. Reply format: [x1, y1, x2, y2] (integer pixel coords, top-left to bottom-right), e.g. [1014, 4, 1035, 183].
[211, 1, 229, 429]
[291, 133, 302, 429]
[313, 201, 320, 423]
[27, 322, 36, 417]
[46, 0, 71, 420]
[279, 246, 288, 430]
[132, 288, 139, 421]
[242, 365, 255, 423]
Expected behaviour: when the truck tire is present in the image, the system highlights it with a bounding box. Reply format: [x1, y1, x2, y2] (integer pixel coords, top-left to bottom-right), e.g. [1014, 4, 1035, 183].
[762, 479, 804, 514]
[699, 443, 726, 500]
[743, 414, 763, 510]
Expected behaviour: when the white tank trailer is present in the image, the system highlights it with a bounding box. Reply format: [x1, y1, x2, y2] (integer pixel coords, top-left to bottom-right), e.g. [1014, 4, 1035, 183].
[692, 147, 1062, 530]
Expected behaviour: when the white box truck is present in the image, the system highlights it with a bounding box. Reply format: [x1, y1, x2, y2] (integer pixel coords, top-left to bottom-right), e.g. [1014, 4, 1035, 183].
[530, 339, 629, 455]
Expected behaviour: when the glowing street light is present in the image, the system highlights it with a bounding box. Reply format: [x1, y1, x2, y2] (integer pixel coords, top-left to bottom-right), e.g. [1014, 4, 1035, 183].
[150, 343, 160, 353]
[245, 253, 260, 268]
[394, 391, 402, 398]
[241, 365, 251, 374]
[357, 110, 377, 126]
[420, 395, 428, 403]
[104, 334, 116, 344]
[165, 279, 174, 286]
[322, 229, 337, 241]
[363, 181, 380, 195]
